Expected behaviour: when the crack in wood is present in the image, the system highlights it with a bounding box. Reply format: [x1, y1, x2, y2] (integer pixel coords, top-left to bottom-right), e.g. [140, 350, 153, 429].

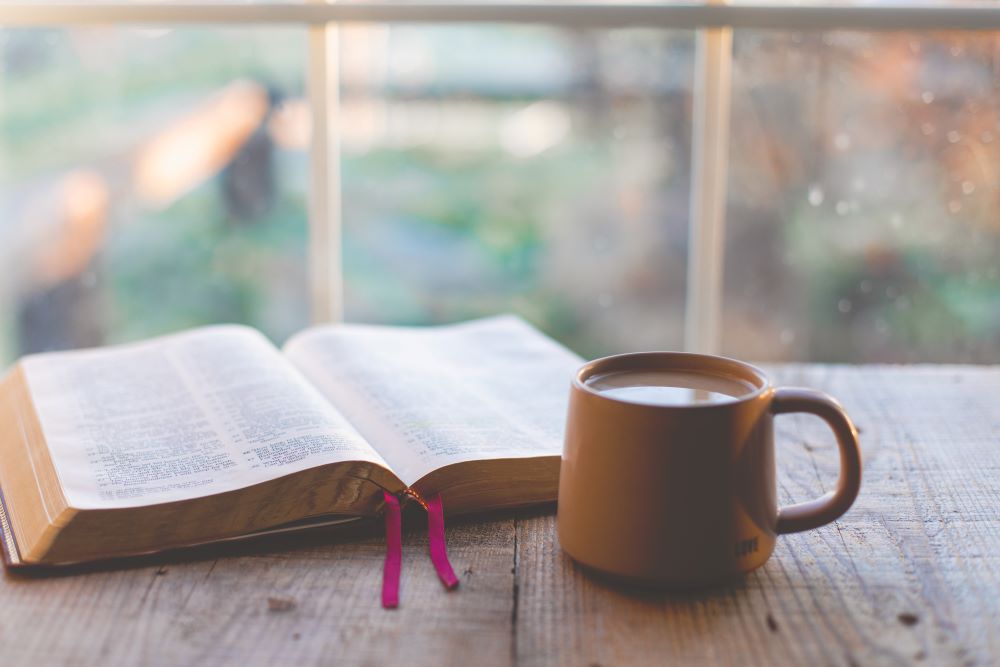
[510, 516, 520, 667]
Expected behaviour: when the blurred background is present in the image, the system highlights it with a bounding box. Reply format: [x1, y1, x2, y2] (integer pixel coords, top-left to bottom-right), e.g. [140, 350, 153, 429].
[0, 21, 997, 363]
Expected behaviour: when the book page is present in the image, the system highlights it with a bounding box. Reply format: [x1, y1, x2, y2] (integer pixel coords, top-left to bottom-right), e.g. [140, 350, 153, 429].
[283, 316, 583, 486]
[21, 326, 389, 509]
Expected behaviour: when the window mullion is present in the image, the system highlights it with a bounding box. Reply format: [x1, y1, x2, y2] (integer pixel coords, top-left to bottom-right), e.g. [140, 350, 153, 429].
[307, 15, 344, 324]
[684, 20, 732, 354]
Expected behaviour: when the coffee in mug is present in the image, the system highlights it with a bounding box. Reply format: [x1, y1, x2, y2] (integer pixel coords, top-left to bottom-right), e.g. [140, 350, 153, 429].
[585, 369, 754, 406]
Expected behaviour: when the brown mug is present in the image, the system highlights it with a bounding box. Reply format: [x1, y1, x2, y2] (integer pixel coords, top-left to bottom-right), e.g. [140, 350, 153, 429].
[557, 352, 862, 588]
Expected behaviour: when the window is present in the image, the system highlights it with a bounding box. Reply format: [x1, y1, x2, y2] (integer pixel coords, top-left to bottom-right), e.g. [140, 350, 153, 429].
[0, 25, 310, 360]
[726, 29, 1000, 362]
[2, 3, 998, 364]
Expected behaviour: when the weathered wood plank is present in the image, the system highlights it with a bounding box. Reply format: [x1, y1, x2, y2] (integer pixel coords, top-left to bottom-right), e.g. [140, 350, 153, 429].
[0, 518, 516, 667]
[1, 365, 997, 666]
[515, 365, 1000, 666]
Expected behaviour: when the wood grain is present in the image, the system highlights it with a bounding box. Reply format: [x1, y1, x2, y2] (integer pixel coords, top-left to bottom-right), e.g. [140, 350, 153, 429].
[0, 516, 518, 667]
[1, 365, 997, 666]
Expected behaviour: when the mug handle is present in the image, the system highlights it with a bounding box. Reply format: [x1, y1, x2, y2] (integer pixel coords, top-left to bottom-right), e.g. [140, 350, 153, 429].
[771, 387, 862, 534]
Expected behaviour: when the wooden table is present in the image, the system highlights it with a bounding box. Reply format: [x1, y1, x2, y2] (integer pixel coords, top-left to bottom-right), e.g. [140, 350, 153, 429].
[1, 365, 997, 666]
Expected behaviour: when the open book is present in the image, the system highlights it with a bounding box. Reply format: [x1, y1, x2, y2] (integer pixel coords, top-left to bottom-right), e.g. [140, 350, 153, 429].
[0, 316, 581, 567]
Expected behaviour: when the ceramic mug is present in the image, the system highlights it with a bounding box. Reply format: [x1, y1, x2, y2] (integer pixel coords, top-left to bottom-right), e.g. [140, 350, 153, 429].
[557, 352, 862, 588]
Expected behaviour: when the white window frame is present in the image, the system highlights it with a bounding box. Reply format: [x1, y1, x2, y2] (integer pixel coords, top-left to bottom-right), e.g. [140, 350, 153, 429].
[6, 2, 1000, 351]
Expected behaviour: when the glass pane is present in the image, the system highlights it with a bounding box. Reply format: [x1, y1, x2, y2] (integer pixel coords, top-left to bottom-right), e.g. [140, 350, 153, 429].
[0, 26, 308, 364]
[725, 30, 1000, 363]
[339, 25, 694, 358]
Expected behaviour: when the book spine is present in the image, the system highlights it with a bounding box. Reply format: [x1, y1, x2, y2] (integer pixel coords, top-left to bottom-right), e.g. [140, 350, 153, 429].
[0, 485, 23, 567]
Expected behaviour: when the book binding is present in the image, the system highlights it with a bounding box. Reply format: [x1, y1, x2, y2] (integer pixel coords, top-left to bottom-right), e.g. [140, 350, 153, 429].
[0, 485, 22, 567]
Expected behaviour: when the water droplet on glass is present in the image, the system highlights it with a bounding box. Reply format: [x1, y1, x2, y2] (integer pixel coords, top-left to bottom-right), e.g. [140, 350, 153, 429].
[852, 178, 866, 193]
[947, 130, 961, 144]
[961, 181, 975, 195]
[875, 318, 890, 335]
[895, 296, 910, 311]
[920, 123, 934, 136]
[838, 299, 852, 314]
[948, 200, 962, 213]
[836, 201, 850, 216]
[921, 91, 935, 104]
[808, 185, 825, 206]
[950, 45, 963, 57]
[860, 279, 873, 294]
[890, 213, 904, 229]
[982, 131, 994, 144]
[885, 285, 899, 299]
[834, 132, 851, 151]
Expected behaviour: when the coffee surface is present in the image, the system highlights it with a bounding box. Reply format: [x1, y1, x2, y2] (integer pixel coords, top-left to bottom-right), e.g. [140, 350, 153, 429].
[585, 369, 754, 406]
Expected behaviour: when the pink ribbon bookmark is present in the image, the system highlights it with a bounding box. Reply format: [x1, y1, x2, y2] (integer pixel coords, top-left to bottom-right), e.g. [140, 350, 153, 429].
[425, 493, 459, 590]
[381, 491, 402, 609]
[381, 490, 458, 608]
